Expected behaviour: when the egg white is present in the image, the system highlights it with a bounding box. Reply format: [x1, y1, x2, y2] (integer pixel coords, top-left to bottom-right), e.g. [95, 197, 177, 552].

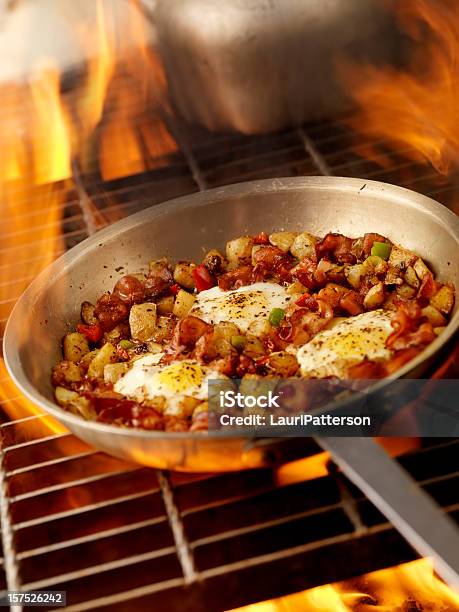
[296, 309, 394, 378]
[114, 353, 225, 413]
[190, 282, 292, 332]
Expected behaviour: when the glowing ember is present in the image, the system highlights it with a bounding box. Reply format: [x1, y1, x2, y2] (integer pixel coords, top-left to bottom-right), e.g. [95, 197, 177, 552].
[341, 0, 459, 175]
[229, 558, 459, 611]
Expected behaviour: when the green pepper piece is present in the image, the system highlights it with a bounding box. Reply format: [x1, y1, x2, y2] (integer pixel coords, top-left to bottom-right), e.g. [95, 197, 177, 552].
[370, 241, 391, 260]
[118, 339, 134, 350]
[269, 307, 286, 327]
[230, 335, 247, 350]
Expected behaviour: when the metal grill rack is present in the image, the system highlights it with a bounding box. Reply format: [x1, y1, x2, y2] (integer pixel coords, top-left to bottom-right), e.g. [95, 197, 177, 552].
[0, 74, 458, 610]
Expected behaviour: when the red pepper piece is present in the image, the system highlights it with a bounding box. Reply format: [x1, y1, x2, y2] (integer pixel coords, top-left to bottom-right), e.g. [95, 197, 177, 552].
[192, 264, 215, 292]
[295, 292, 313, 307]
[253, 231, 269, 245]
[170, 283, 180, 295]
[77, 323, 103, 343]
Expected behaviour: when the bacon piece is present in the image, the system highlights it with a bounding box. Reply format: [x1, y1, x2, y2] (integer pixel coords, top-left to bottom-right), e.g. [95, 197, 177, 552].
[315, 233, 356, 264]
[417, 271, 438, 299]
[339, 290, 364, 316]
[252, 245, 294, 282]
[113, 275, 146, 305]
[172, 316, 212, 350]
[348, 360, 385, 379]
[218, 265, 254, 290]
[193, 330, 218, 363]
[94, 293, 129, 331]
[317, 283, 363, 315]
[388, 322, 436, 351]
[292, 257, 319, 289]
[362, 233, 387, 257]
[236, 355, 257, 377]
[212, 354, 239, 376]
[384, 348, 422, 375]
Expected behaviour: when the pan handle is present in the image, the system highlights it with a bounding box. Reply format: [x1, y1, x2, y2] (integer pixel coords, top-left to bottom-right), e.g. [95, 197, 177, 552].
[317, 436, 459, 590]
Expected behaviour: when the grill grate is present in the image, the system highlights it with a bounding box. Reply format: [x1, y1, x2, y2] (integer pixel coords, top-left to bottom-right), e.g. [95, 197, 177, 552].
[0, 75, 458, 609]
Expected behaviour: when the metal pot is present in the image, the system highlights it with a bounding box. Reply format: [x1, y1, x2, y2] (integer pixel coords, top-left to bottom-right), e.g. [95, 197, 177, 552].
[154, 0, 401, 132]
[4, 176, 459, 471]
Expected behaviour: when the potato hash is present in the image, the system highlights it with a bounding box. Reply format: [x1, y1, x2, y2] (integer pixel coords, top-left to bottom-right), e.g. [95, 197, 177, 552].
[52, 230, 455, 431]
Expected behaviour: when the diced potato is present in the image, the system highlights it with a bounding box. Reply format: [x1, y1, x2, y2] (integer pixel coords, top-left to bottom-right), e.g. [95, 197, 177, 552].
[129, 302, 157, 341]
[388, 244, 417, 270]
[55, 386, 80, 406]
[104, 362, 129, 384]
[247, 318, 272, 337]
[286, 280, 307, 295]
[269, 231, 297, 252]
[244, 334, 265, 358]
[239, 374, 277, 398]
[385, 264, 404, 286]
[143, 396, 166, 414]
[87, 342, 117, 379]
[290, 232, 317, 260]
[165, 396, 201, 417]
[173, 289, 196, 318]
[150, 316, 176, 342]
[345, 263, 365, 289]
[422, 305, 447, 327]
[146, 341, 164, 354]
[226, 236, 254, 266]
[63, 332, 90, 362]
[192, 401, 208, 418]
[173, 261, 196, 290]
[396, 284, 417, 299]
[212, 323, 239, 357]
[404, 265, 420, 289]
[79, 349, 99, 370]
[413, 257, 430, 280]
[149, 257, 170, 274]
[434, 326, 446, 336]
[264, 351, 299, 376]
[52, 361, 82, 386]
[214, 322, 240, 341]
[55, 387, 96, 420]
[157, 295, 175, 315]
[81, 301, 97, 325]
[363, 282, 385, 309]
[362, 255, 388, 275]
[430, 285, 455, 315]
[104, 323, 129, 343]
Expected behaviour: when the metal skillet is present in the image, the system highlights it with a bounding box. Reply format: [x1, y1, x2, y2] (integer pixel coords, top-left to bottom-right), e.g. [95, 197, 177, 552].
[4, 177, 459, 587]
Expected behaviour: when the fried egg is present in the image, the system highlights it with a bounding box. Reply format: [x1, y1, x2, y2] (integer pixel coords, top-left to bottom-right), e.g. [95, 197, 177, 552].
[190, 282, 292, 332]
[296, 310, 394, 378]
[114, 353, 225, 413]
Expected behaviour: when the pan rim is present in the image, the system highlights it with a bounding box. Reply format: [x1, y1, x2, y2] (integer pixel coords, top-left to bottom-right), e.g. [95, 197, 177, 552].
[3, 175, 459, 440]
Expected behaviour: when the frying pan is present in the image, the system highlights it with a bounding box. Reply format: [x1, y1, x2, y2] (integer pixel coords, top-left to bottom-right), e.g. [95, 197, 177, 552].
[4, 177, 459, 587]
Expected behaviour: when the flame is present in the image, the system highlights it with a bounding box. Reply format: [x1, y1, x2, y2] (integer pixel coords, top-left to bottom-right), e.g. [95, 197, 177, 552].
[229, 558, 459, 611]
[276, 438, 419, 486]
[341, 0, 459, 175]
[0, 1, 176, 431]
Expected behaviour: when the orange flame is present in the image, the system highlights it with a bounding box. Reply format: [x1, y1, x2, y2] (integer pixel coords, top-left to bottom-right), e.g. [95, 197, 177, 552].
[229, 558, 459, 611]
[342, 0, 459, 175]
[0, 1, 176, 430]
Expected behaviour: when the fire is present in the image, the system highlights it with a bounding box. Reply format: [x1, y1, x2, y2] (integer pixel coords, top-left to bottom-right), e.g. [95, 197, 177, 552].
[229, 558, 459, 611]
[341, 0, 459, 175]
[0, 1, 176, 429]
